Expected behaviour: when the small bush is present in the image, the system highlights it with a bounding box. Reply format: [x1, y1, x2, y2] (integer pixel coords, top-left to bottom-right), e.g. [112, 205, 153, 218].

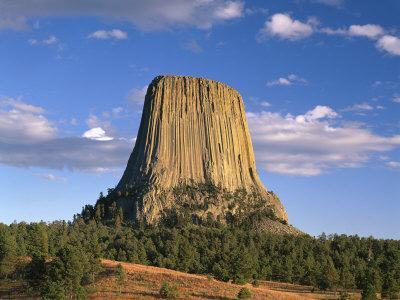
[361, 284, 377, 300]
[339, 291, 350, 300]
[237, 287, 252, 299]
[233, 277, 247, 285]
[251, 279, 259, 287]
[159, 282, 179, 299]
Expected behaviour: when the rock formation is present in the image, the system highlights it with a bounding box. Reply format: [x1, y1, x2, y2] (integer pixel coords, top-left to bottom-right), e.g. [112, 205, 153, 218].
[112, 75, 288, 226]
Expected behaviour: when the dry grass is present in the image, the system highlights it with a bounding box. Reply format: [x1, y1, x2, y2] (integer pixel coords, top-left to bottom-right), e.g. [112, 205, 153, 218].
[89, 259, 361, 299]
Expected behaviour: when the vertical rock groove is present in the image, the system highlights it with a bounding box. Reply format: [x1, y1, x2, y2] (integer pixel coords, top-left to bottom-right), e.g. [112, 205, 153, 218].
[116, 75, 288, 223]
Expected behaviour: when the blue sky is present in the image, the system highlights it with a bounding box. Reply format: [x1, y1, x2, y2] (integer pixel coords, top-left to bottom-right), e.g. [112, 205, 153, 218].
[0, 0, 399, 238]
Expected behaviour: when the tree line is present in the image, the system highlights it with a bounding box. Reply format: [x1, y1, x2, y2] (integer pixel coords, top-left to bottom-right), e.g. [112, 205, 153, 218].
[1, 214, 399, 298]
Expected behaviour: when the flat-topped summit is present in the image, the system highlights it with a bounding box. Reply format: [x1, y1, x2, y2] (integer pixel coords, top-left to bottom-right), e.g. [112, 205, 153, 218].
[105, 75, 288, 227]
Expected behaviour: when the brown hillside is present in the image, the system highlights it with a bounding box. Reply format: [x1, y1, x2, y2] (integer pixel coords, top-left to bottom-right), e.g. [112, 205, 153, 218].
[89, 259, 360, 299]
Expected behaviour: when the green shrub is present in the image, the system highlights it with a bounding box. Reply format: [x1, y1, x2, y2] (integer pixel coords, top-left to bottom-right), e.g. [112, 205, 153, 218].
[233, 277, 247, 285]
[361, 284, 377, 300]
[251, 279, 259, 287]
[237, 287, 252, 299]
[159, 282, 179, 299]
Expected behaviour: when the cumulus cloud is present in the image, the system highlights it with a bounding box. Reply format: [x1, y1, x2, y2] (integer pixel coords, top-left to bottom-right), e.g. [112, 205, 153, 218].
[2, 99, 399, 177]
[214, 1, 244, 20]
[127, 85, 148, 105]
[321, 23, 400, 56]
[393, 95, 400, 104]
[0, 0, 244, 31]
[348, 24, 384, 39]
[88, 29, 127, 40]
[82, 127, 113, 141]
[0, 98, 133, 173]
[0, 97, 56, 144]
[247, 106, 400, 176]
[267, 74, 307, 87]
[258, 13, 315, 41]
[376, 35, 400, 56]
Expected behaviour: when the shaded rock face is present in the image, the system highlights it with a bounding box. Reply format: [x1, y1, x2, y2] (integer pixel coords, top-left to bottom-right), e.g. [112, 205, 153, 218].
[116, 75, 288, 224]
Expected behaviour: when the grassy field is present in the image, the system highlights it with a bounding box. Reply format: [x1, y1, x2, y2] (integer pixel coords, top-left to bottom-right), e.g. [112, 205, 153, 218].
[90, 259, 361, 299]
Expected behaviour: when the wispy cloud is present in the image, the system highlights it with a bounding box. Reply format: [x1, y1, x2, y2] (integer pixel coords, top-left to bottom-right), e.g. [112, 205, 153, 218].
[312, 0, 344, 7]
[248, 106, 400, 176]
[183, 39, 203, 53]
[267, 74, 307, 87]
[88, 29, 127, 40]
[386, 161, 400, 169]
[34, 173, 66, 182]
[0, 0, 244, 31]
[342, 102, 375, 113]
[28, 35, 58, 46]
[126, 85, 148, 106]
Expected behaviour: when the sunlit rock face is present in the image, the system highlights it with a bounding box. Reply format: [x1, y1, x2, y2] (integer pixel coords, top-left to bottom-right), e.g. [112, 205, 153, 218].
[115, 75, 288, 224]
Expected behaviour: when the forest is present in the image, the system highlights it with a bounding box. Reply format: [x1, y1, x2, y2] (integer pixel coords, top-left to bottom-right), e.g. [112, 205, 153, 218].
[1, 208, 400, 299]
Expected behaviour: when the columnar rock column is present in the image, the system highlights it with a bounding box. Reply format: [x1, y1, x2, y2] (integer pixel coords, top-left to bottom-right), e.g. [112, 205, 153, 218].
[115, 75, 288, 224]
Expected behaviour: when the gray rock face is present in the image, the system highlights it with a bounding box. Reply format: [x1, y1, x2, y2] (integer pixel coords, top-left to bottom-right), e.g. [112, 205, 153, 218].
[116, 75, 288, 224]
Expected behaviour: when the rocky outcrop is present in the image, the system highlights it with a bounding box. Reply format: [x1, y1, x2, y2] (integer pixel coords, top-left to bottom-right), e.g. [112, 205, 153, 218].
[114, 75, 288, 225]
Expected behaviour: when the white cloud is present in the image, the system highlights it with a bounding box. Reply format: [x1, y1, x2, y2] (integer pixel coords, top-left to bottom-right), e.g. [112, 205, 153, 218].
[267, 74, 307, 86]
[34, 173, 66, 182]
[320, 27, 347, 35]
[127, 85, 148, 105]
[386, 161, 400, 169]
[313, 0, 344, 7]
[321, 24, 385, 39]
[82, 127, 113, 141]
[0, 99, 132, 172]
[299, 105, 338, 122]
[1, 97, 44, 113]
[348, 24, 384, 39]
[0, 97, 56, 144]
[321, 23, 400, 56]
[88, 29, 128, 40]
[0, 0, 244, 31]
[260, 101, 271, 107]
[86, 114, 101, 128]
[376, 35, 400, 56]
[247, 106, 400, 176]
[259, 13, 315, 41]
[214, 1, 244, 20]
[342, 102, 375, 113]
[393, 95, 400, 103]
[29, 35, 58, 45]
[0, 137, 132, 173]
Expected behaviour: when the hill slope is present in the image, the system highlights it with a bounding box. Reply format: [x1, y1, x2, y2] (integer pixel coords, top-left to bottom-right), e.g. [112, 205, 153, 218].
[90, 259, 360, 299]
